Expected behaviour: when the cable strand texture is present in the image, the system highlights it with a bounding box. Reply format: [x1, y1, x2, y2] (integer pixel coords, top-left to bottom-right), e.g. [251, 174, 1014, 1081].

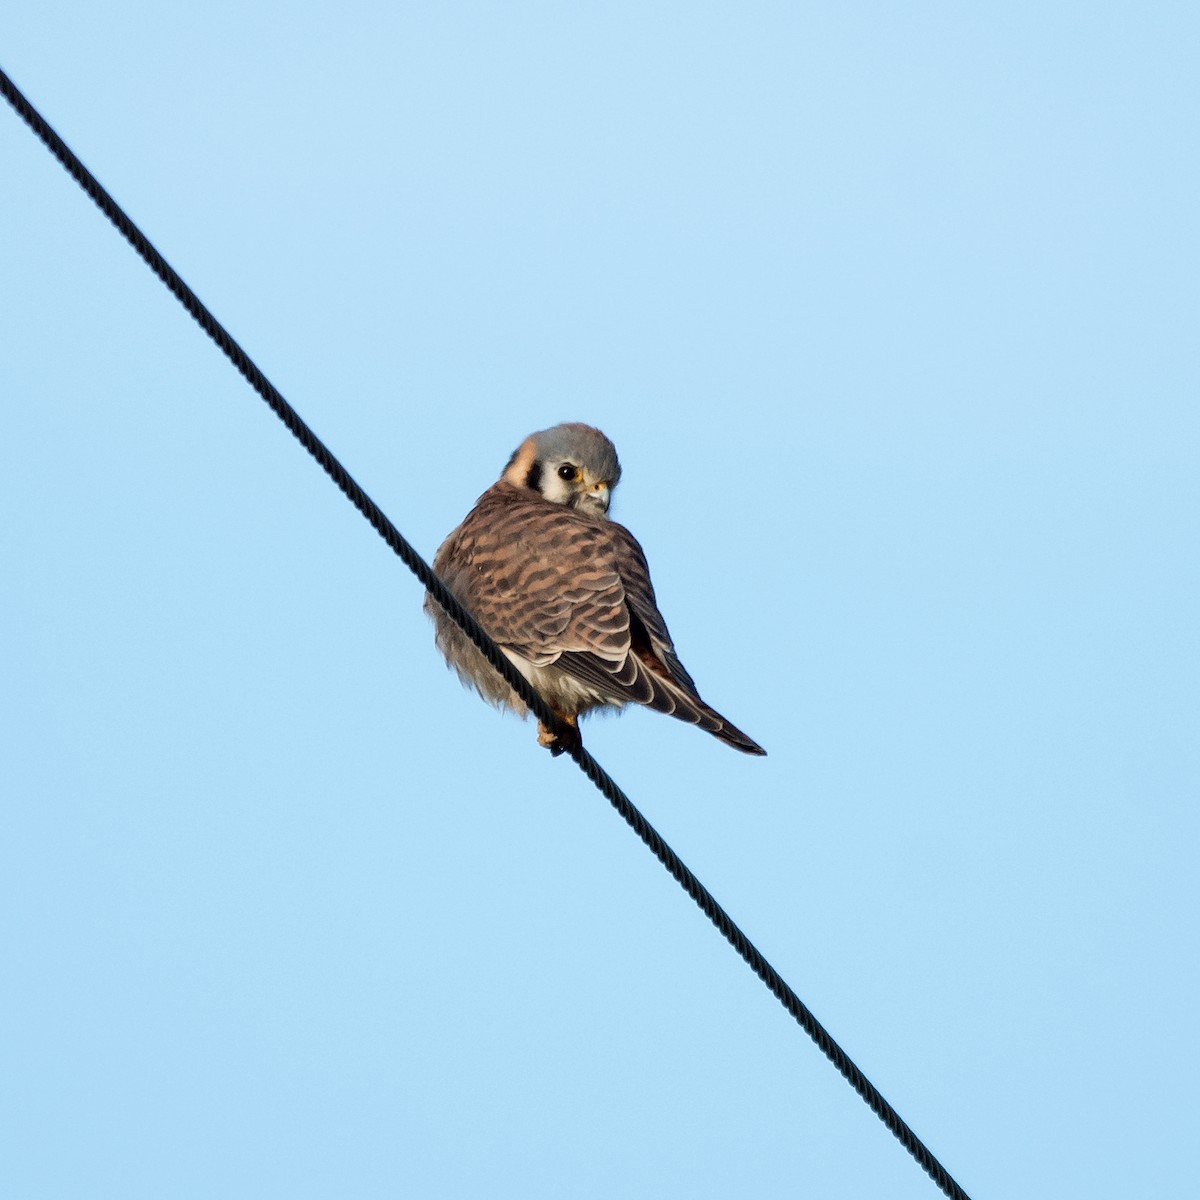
[2, 64, 970, 1200]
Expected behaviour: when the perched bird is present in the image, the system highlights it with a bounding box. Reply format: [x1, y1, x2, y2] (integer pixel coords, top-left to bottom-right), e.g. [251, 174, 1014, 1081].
[425, 423, 765, 758]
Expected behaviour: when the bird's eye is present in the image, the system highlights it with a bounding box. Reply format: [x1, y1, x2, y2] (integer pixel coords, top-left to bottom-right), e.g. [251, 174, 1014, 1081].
[557, 463, 580, 482]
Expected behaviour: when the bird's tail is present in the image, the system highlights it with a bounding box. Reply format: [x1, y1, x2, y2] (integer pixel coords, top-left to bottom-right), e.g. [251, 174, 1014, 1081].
[647, 676, 766, 756]
[701, 704, 767, 756]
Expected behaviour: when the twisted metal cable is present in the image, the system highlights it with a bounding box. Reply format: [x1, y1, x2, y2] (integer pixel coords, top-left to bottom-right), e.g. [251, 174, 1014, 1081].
[2, 64, 971, 1200]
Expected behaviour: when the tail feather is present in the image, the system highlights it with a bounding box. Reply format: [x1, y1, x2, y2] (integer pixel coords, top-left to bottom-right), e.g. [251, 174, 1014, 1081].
[641, 668, 766, 756]
[706, 710, 767, 756]
[553, 648, 766, 756]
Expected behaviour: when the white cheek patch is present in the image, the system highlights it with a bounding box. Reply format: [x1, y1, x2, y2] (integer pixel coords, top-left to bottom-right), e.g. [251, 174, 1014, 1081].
[541, 473, 572, 506]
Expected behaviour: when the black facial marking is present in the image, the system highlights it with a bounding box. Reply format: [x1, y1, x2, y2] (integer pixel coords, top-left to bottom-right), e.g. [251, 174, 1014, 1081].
[525, 461, 543, 491]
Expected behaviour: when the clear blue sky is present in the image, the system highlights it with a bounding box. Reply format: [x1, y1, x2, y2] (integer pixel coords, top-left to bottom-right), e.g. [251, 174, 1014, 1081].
[2, 4, 1197, 1197]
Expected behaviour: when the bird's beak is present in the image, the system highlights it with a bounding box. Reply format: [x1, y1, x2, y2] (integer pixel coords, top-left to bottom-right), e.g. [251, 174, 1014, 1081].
[590, 481, 610, 512]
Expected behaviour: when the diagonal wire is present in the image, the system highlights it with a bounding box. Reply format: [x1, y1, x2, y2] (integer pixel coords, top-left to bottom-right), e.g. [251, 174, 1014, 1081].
[2, 64, 971, 1200]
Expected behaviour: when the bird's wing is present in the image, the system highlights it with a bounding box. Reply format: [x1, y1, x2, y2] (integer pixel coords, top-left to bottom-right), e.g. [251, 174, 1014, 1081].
[555, 518, 767, 757]
[603, 520, 699, 693]
[435, 484, 635, 675]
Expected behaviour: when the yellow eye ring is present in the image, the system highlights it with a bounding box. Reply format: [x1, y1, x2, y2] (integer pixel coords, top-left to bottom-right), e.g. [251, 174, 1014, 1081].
[557, 463, 581, 483]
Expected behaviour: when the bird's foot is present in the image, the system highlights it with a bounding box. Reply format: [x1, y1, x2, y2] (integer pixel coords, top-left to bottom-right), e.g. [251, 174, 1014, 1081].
[537, 715, 580, 757]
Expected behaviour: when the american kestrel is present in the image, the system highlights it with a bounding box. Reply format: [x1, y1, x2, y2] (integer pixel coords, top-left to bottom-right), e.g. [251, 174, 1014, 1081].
[425, 423, 766, 757]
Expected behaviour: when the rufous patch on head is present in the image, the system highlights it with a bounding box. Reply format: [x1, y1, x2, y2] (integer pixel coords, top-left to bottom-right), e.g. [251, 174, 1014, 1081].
[501, 436, 539, 488]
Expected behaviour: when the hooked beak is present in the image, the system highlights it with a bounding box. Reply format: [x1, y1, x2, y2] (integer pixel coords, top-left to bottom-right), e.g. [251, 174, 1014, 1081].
[576, 480, 610, 514]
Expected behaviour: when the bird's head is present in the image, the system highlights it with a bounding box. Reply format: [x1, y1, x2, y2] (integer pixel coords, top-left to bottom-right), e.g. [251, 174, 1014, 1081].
[501, 423, 621, 517]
